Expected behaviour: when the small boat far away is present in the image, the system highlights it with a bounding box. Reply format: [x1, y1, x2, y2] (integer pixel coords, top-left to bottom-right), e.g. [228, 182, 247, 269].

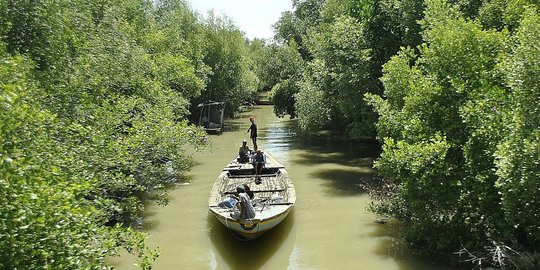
[197, 101, 225, 134]
[208, 152, 295, 240]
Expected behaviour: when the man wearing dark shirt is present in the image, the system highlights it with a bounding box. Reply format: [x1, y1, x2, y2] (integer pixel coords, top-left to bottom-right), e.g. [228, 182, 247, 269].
[246, 116, 258, 151]
[252, 149, 266, 184]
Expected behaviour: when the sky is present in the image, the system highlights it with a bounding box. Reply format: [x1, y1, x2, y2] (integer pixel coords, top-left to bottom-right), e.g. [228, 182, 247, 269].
[188, 0, 293, 40]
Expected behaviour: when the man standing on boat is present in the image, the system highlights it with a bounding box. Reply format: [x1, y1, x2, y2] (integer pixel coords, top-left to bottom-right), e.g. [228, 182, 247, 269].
[246, 116, 258, 151]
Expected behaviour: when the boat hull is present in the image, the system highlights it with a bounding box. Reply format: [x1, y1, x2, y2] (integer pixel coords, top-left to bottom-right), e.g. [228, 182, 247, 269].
[208, 152, 295, 240]
[211, 206, 293, 240]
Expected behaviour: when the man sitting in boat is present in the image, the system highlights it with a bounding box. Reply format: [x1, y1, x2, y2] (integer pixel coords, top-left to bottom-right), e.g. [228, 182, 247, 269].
[252, 149, 266, 184]
[236, 185, 255, 219]
[238, 139, 251, 163]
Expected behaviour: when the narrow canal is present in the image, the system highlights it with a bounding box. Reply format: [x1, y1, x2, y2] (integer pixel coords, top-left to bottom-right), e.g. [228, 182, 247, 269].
[111, 105, 459, 270]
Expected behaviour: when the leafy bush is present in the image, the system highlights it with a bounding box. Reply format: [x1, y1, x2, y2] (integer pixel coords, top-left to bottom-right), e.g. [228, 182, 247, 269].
[0, 0, 223, 268]
[366, 0, 540, 265]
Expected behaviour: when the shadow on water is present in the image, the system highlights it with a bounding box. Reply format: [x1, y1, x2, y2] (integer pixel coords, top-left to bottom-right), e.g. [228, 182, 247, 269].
[368, 220, 466, 270]
[208, 209, 295, 270]
[138, 205, 160, 229]
[272, 119, 381, 198]
[311, 168, 374, 196]
[294, 151, 375, 167]
[289, 128, 380, 156]
[261, 117, 380, 165]
[135, 182, 194, 230]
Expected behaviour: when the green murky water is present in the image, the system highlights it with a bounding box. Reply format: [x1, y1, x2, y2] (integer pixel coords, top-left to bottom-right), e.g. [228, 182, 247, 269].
[110, 106, 459, 270]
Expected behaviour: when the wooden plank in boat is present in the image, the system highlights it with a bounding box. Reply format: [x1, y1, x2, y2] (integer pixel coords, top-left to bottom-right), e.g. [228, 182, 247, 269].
[221, 188, 285, 195]
[222, 165, 285, 171]
[209, 202, 293, 208]
[226, 173, 278, 178]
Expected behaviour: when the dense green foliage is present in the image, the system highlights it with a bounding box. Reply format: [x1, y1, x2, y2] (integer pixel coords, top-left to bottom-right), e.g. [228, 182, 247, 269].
[273, 0, 325, 59]
[0, 0, 259, 268]
[365, 0, 540, 266]
[194, 12, 258, 116]
[248, 38, 304, 118]
[2, 0, 539, 267]
[0, 36, 160, 269]
[263, 41, 304, 118]
[269, 0, 540, 267]
[273, 0, 425, 138]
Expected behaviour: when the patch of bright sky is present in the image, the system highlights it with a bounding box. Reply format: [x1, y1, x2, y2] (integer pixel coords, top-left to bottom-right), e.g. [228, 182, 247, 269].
[188, 0, 293, 40]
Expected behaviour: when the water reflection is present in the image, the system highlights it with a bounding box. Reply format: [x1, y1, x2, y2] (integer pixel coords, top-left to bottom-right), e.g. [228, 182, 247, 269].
[208, 210, 295, 270]
[312, 168, 372, 196]
[259, 118, 296, 166]
[223, 117, 245, 133]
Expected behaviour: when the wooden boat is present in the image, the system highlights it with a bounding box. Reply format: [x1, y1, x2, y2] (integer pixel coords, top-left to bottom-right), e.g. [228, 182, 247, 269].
[197, 101, 225, 134]
[208, 152, 295, 240]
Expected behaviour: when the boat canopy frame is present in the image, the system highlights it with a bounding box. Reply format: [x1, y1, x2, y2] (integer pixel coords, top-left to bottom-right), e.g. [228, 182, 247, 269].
[197, 101, 225, 134]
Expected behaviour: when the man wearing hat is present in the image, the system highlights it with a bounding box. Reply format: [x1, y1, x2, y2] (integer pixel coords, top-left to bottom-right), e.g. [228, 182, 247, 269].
[238, 139, 251, 163]
[236, 185, 255, 219]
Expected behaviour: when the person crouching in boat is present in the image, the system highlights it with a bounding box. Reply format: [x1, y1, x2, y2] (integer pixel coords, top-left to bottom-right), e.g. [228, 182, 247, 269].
[236, 185, 255, 219]
[252, 149, 266, 184]
[238, 139, 251, 163]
